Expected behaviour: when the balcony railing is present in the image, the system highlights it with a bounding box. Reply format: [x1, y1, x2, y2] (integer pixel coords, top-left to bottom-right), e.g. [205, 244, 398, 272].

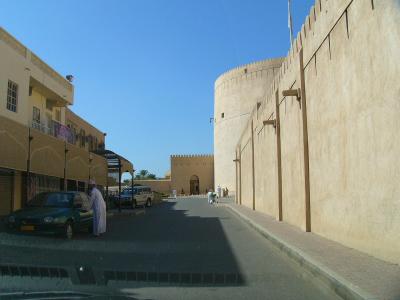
[31, 120, 76, 145]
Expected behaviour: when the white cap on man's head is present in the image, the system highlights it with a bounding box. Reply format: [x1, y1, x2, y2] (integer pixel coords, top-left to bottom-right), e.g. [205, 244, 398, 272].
[89, 179, 96, 185]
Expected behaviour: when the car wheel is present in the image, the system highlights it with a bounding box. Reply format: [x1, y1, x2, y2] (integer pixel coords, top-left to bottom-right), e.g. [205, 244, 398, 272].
[146, 199, 152, 207]
[132, 200, 137, 209]
[64, 221, 74, 240]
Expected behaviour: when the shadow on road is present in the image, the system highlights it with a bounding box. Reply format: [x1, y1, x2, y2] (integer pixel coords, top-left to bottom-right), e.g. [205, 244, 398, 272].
[100, 199, 245, 286]
[0, 198, 246, 287]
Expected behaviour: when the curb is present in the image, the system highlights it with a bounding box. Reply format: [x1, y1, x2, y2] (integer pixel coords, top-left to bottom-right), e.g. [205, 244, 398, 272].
[223, 204, 377, 300]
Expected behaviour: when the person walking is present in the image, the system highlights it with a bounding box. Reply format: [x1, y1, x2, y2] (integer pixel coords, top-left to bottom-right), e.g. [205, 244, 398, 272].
[89, 179, 106, 237]
[217, 185, 222, 198]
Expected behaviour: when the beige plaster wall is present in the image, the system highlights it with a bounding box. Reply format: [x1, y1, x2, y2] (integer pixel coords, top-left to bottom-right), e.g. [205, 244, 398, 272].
[0, 115, 28, 171]
[239, 134, 252, 210]
[0, 27, 73, 128]
[30, 128, 65, 179]
[235, 0, 400, 264]
[305, 0, 400, 264]
[90, 153, 108, 187]
[254, 110, 279, 219]
[0, 33, 31, 126]
[214, 58, 284, 194]
[134, 179, 172, 194]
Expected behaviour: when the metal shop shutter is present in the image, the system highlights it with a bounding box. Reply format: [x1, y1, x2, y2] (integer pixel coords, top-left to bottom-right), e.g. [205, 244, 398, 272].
[0, 170, 13, 216]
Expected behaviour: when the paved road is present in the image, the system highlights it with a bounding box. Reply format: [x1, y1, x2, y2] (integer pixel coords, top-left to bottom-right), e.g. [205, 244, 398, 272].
[0, 197, 340, 299]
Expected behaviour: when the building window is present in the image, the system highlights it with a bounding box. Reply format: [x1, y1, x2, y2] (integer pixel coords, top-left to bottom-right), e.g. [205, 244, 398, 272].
[55, 109, 61, 122]
[80, 129, 86, 147]
[6, 80, 18, 113]
[221, 112, 224, 118]
[88, 135, 94, 151]
[32, 106, 40, 125]
[46, 99, 53, 111]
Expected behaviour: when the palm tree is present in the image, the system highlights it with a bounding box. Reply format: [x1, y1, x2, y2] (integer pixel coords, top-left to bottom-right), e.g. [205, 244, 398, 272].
[139, 170, 149, 178]
[147, 174, 156, 179]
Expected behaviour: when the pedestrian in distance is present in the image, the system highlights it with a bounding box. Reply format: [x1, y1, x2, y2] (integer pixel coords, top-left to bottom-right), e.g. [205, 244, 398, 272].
[88, 179, 106, 237]
[217, 185, 222, 198]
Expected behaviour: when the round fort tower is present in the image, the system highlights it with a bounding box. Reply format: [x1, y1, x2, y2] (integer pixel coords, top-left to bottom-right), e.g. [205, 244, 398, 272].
[214, 57, 284, 195]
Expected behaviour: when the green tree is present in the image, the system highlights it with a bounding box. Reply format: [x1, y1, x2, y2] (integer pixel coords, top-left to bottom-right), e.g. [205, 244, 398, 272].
[139, 170, 149, 177]
[134, 169, 157, 180]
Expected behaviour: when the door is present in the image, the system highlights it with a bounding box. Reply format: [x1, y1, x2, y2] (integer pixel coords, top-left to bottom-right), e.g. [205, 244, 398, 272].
[0, 169, 13, 216]
[190, 175, 200, 195]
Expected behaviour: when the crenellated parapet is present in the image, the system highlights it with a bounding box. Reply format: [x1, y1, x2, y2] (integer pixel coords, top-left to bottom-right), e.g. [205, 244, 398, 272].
[171, 154, 213, 158]
[214, 57, 284, 94]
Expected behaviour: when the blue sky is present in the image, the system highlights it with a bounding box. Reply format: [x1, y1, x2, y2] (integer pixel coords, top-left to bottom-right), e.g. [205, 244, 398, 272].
[1, 0, 314, 177]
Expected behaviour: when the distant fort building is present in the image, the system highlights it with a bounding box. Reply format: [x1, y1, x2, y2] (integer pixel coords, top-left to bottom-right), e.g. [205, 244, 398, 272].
[134, 154, 214, 195]
[171, 154, 214, 195]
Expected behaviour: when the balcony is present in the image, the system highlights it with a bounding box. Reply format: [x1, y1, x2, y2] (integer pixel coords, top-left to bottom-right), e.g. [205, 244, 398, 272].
[0, 27, 74, 106]
[31, 120, 76, 145]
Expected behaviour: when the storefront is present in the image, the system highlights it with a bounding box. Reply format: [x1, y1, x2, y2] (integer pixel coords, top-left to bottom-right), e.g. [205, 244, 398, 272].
[0, 168, 14, 216]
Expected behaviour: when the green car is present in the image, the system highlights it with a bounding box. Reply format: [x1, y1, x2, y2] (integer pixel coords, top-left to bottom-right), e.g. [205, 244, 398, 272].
[5, 191, 93, 239]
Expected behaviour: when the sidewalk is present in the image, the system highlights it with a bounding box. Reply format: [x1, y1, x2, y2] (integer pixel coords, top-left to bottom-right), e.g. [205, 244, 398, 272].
[219, 199, 400, 300]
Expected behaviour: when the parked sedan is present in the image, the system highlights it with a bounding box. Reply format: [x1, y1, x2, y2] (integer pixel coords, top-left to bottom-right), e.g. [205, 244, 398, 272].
[5, 191, 93, 239]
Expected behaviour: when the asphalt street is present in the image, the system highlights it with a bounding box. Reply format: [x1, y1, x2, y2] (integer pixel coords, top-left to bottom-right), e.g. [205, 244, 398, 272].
[0, 197, 341, 299]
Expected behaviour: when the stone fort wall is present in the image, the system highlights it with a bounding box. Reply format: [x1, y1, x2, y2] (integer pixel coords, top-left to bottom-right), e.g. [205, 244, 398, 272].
[234, 0, 400, 264]
[171, 154, 214, 195]
[214, 58, 284, 194]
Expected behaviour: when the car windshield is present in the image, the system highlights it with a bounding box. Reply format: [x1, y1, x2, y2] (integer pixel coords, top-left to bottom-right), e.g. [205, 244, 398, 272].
[27, 193, 74, 208]
[121, 189, 131, 195]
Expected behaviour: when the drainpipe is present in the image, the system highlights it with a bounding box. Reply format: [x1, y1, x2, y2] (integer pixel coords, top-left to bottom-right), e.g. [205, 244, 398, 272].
[106, 184, 109, 211]
[281, 49, 311, 232]
[239, 148, 242, 205]
[233, 152, 240, 205]
[299, 48, 311, 232]
[131, 169, 135, 205]
[64, 144, 68, 191]
[26, 129, 33, 203]
[275, 90, 283, 221]
[88, 154, 93, 194]
[251, 119, 255, 210]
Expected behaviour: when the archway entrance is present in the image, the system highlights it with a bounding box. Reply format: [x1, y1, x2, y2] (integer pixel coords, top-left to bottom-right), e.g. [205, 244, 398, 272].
[190, 175, 200, 195]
